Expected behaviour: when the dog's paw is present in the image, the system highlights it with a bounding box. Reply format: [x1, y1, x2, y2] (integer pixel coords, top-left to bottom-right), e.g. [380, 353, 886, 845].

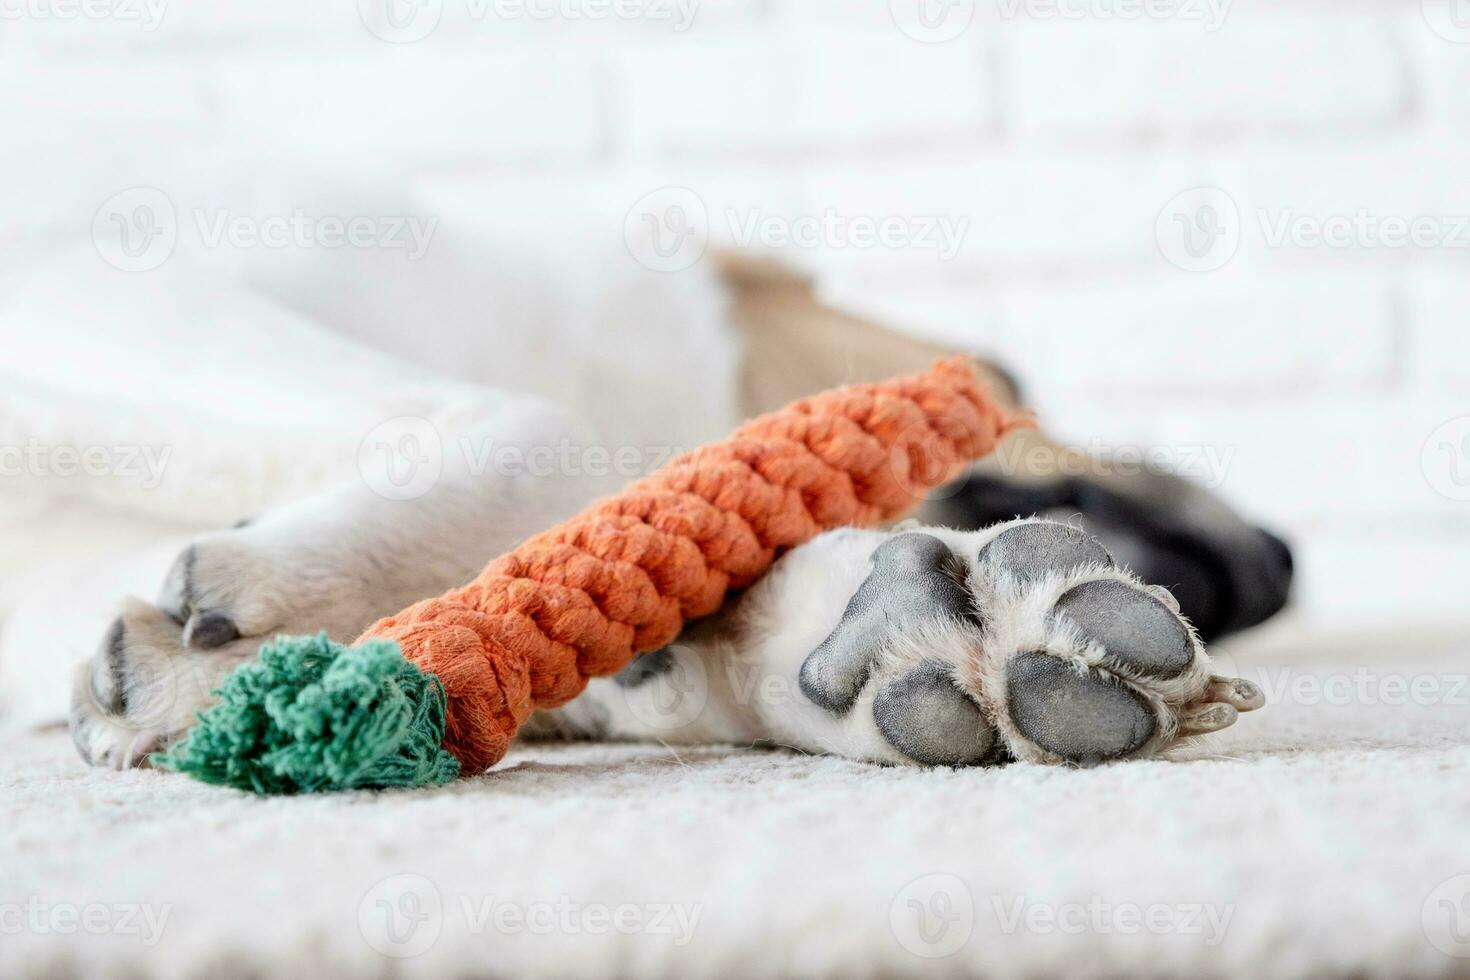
[156, 525, 305, 651]
[70, 518, 390, 769]
[796, 520, 1264, 768]
[69, 599, 256, 770]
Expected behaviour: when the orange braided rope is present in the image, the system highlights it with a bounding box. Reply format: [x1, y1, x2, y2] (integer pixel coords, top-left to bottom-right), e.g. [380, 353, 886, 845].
[357, 357, 1022, 772]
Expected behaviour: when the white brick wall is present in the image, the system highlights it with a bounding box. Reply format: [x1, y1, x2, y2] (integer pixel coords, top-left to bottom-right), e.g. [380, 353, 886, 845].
[1005, 16, 1411, 138]
[5, 0, 1468, 636]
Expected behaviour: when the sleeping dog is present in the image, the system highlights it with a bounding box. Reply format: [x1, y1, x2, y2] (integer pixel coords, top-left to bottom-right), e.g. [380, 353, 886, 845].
[66, 258, 1284, 771]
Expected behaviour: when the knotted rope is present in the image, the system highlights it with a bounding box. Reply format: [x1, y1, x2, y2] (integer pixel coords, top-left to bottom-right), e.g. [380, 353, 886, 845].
[359, 357, 1021, 772]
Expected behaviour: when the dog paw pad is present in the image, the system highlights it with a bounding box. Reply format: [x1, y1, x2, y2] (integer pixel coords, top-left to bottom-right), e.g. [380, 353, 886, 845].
[873, 662, 998, 767]
[1006, 652, 1156, 764]
[978, 521, 1113, 583]
[1052, 579, 1193, 679]
[799, 533, 974, 713]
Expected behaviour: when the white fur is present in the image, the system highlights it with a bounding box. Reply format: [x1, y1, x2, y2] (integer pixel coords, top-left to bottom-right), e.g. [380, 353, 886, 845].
[558, 520, 1227, 769]
[0, 228, 1236, 769]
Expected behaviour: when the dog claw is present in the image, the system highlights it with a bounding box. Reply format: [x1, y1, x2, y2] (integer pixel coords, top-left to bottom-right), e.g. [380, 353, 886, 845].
[1207, 675, 1265, 712]
[183, 610, 241, 650]
[1178, 702, 1238, 736]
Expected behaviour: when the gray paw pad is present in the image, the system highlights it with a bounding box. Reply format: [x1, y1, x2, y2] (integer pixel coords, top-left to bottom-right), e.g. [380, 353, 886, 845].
[614, 647, 675, 688]
[1053, 579, 1193, 679]
[873, 662, 998, 767]
[800, 533, 974, 713]
[1006, 653, 1155, 763]
[978, 522, 1113, 583]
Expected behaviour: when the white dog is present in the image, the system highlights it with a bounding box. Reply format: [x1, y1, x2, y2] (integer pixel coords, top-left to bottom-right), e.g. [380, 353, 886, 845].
[0, 150, 1264, 775]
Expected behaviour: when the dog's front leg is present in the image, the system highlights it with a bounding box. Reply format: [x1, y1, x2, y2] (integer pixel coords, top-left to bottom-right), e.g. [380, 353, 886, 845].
[69, 402, 615, 768]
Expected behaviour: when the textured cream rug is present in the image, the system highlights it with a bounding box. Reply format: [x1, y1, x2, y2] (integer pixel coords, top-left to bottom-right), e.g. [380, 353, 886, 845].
[4, 645, 1470, 979]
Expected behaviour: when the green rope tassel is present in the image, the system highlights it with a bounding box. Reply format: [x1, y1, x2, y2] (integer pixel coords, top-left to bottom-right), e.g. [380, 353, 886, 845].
[154, 633, 461, 794]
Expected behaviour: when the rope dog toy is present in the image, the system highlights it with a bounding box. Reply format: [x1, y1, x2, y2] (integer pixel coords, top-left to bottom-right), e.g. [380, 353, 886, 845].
[158, 358, 1022, 793]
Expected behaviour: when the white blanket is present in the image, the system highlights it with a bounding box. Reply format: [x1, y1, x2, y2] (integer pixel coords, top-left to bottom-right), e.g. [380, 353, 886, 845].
[4, 643, 1468, 979]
